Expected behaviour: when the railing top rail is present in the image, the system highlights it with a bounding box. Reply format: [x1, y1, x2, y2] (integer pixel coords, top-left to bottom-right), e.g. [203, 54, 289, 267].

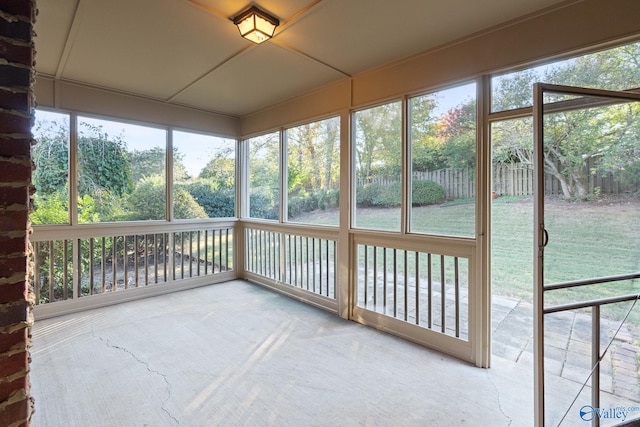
[241, 220, 340, 239]
[352, 229, 475, 257]
[544, 292, 640, 314]
[544, 272, 640, 291]
[31, 219, 238, 241]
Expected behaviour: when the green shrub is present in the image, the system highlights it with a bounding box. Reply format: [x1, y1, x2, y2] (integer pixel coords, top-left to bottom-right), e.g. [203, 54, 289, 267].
[288, 188, 340, 218]
[356, 182, 400, 207]
[355, 183, 380, 207]
[128, 175, 207, 220]
[174, 188, 208, 219]
[180, 180, 235, 218]
[250, 192, 278, 219]
[318, 188, 340, 210]
[31, 191, 69, 225]
[356, 180, 444, 208]
[412, 180, 445, 206]
[128, 176, 166, 220]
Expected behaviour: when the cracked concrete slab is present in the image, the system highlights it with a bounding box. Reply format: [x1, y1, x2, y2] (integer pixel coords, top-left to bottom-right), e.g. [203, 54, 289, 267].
[30, 280, 640, 426]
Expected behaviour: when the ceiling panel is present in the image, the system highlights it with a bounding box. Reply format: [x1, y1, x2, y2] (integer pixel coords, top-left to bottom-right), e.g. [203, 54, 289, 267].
[188, 0, 320, 23]
[58, 0, 247, 99]
[34, 0, 569, 117]
[172, 42, 346, 116]
[276, 0, 568, 76]
[33, 0, 79, 76]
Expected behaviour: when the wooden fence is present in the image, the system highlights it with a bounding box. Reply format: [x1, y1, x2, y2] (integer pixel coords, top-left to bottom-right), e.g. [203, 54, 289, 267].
[357, 162, 639, 199]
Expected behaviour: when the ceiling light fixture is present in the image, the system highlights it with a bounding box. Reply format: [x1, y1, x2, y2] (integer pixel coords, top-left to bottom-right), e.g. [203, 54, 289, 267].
[232, 5, 279, 44]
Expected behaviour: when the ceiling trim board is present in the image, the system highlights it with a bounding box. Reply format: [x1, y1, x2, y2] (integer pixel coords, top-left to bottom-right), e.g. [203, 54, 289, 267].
[272, 40, 351, 78]
[184, 0, 230, 23]
[277, 0, 326, 33]
[54, 0, 83, 79]
[166, 45, 255, 102]
[37, 74, 241, 119]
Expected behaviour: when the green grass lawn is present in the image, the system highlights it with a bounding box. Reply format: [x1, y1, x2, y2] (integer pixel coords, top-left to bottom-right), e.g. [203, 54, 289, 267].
[296, 196, 640, 323]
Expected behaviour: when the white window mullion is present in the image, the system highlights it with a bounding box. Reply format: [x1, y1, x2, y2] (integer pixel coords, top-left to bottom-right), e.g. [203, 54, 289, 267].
[279, 129, 286, 223]
[166, 129, 174, 221]
[401, 95, 409, 235]
[69, 112, 78, 226]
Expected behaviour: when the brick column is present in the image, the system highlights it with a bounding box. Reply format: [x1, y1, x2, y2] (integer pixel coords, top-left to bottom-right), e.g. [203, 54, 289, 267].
[0, 1, 36, 426]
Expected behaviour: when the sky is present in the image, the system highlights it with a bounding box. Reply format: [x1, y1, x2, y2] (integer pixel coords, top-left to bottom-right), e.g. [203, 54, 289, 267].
[35, 110, 235, 178]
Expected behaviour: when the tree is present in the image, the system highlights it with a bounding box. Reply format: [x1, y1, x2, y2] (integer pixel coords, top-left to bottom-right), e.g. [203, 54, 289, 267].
[179, 180, 234, 218]
[128, 175, 207, 220]
[248, 133, 280, 219]
[354, 102, 402, 179]
[77, 123, 133, 197]
[322, 118, 340, 192]
[287, 119, 339, 196]
[411, 96, 446, 172]
[439, 100, 477, 171]
[199, 146, 235, 188]
[32, 118, 69, 195]
[491, 42, 640, 198]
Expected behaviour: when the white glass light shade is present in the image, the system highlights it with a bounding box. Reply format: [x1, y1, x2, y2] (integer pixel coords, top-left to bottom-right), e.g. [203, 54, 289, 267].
[233, 6, 279, 44]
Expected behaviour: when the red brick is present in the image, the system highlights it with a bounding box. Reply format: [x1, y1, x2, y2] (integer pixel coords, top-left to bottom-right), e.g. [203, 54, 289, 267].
[0, 374, 28, 402]
[0, 210, 29, 233]
[0, 64, 31, 87]
[0, 185, 29, 207]
[0, 2, 35, 19]
[0, 235, 28, 254]
[0, 17, 31, 43]
[0, 351, 28, 378]
[0, 3, 34, 426]
[0, 88, 29, 111]
[0, 398, 30, 427]
[0, 281, 27, 305]
[0, 301, 29, 325]
[0, 138, 31, 157]
[0, 39, 32, 67]
[0, 110, 31, 134]
[0, 253, 27, 271]
[0, 159, 30, 182]
[0, 328, 27, 353]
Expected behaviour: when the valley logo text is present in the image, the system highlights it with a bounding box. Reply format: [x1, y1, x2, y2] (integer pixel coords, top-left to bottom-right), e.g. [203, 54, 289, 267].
[580, 405, 640, 422]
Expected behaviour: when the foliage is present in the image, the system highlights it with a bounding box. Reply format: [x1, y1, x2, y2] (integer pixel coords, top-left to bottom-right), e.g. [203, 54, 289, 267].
[174, 187, 208, 219]
[128, 147, 189, 183]
[77, 194, 100, 223]
[199, 148, 236, 186]
[357, 180, 444, 208]
[439, 101, 477, 171]
[32, 119, 69, 195]
[492, 42, 640, 198]
[412, 180, 446, 206]
[31, 191, 69, 225]
[287, 119, 340, 192]
[288, 188, 339, 218]
[286, 118, 340, 220]
[179, 180, 235, 218]
[355, 103, 402, 179]
[128, 175, 207, 220]
[250, 191, 278, 220]
[77, 123, 133, 197]
[33, 240, 73, 304]
[412, 137, 446, 172]
[30, 191, 103, 225]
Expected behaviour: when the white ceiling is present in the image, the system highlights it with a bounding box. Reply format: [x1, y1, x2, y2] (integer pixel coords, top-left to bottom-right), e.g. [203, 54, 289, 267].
[35, 0, 568, 117]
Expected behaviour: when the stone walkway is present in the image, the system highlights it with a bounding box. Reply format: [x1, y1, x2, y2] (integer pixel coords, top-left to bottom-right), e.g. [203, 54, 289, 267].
[492, 295, 640, 404]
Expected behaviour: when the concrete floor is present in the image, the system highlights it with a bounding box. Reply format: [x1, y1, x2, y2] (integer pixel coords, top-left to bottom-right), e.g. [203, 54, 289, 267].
[30, 280, 639, 426]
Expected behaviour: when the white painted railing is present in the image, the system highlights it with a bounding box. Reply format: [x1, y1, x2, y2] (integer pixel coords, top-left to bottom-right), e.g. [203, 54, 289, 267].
[243, 221, 338, 312]
[31, 220, 236, 317]
[351, 231, 478, 364]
